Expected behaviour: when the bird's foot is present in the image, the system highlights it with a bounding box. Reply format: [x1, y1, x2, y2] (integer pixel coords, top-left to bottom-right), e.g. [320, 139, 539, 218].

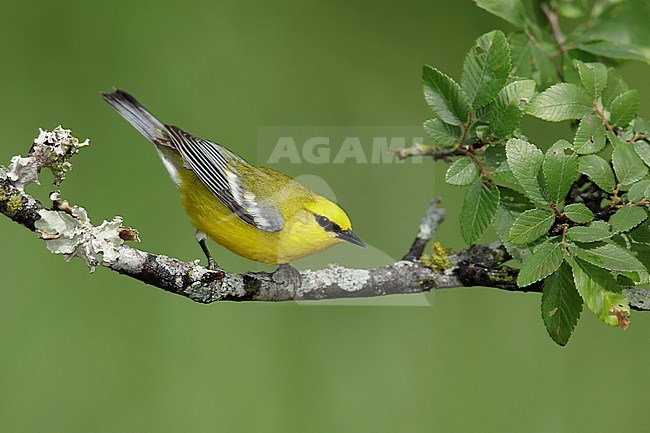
[271, 263, 302, 289]
[207, 258, 219, 271]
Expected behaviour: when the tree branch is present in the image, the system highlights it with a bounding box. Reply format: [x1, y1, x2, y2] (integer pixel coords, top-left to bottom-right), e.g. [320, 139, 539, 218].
[2, 127, 650, 310]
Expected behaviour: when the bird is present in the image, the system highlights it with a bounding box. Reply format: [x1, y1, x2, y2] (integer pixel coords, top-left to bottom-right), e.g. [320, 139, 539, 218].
[102, 90, 364, 284]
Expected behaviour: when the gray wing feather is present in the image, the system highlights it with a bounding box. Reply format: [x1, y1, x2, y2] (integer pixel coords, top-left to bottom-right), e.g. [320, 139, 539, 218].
[166, 126, 284, 232]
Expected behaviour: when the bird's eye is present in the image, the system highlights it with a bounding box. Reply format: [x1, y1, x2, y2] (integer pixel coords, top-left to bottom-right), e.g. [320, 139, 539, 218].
[315, 215, 333, 231]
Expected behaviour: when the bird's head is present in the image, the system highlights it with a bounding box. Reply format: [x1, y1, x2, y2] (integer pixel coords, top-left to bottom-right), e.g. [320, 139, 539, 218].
[303, 196, 365, 248]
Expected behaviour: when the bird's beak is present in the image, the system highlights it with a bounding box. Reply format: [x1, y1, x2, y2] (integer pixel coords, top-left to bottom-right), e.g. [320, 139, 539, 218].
[337, 229, 366, 247]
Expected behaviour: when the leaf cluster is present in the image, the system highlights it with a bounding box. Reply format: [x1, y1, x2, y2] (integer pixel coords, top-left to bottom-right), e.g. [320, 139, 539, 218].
[420, 0, 650, 345]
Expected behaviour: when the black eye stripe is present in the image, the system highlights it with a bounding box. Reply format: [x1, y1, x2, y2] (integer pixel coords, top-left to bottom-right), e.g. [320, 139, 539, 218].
[315, 214, 339, 232]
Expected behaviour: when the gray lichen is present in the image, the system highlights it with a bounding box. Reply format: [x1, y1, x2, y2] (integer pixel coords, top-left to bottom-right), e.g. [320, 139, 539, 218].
[417, 198, 445, 240]
[7, 126, 89, 190]
[35, 205, 126, 272]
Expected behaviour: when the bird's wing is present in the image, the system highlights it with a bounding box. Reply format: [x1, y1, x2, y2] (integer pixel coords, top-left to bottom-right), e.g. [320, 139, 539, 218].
[165, 125, 285, 232]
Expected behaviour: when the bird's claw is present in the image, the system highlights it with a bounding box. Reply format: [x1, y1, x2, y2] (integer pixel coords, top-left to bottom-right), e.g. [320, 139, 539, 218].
[207, 258, 219, 271]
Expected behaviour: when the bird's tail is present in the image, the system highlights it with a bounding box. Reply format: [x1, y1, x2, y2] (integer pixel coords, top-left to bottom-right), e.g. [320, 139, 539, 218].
[102, 89, 166, 143]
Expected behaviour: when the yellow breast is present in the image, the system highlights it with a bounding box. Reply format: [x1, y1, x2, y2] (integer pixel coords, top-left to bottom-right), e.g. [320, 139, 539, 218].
[177, 168, 340, 264]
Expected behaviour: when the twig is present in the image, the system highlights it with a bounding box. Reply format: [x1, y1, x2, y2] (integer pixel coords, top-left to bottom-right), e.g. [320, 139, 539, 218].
[541, 3, 566, 50]
[395, 145, 468, 162]
[403, 198, 445, 261]
[2, 128, 650, 310]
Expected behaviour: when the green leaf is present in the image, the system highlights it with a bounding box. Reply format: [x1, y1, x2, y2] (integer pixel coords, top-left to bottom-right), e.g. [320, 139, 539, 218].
[495, 188, 535, 262]
[609, 89, 640, 127]
[560, 53, 582, 87]
[611, 136, 648, 186]
[446, 158, 479, 186]
[569, 257, 629, 327]
[563, 203, 594, 223]
[628, 221, 650, 245]
[423, 119, 460, 147]
[489, 79, 535, 137]
[531, 43, 557, 90]
[461, 30, 511, 109]
[610, 206, 648, 233]
[632, 118, 650, 135]
[517, 238, 565, 287]
[484, 145, 518, 184]
[526, 83, 593, 122]
[569, 242, 646, 272]
[542, 262, 583, 346]
[602, 69, 629, 110]
[557, 0, 587, 19]
[627, 179, 650, 202]
[573, 114, 606, 154]
[509, 208, 555, 244]
[575, 60, 608, 98]
[578, 154, 616, 192]
[474, 0, 528, 29]
[573, 0, 650, 62]
[543, 140, 579, 204]
[634, 141, 650, 168]
[506, 138, 548, 205]
[460, 178, 500, 245]
[567, 221, 613, 243]
[423, 66, 470, 126]
[508, 33, 533, 78]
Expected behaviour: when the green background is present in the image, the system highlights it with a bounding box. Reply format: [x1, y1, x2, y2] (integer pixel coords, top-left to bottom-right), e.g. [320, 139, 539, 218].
[1, 0, 649, 431]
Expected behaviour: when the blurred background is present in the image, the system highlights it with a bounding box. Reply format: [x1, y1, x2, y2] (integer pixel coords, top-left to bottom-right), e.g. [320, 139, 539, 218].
[1, 0, 649, 431]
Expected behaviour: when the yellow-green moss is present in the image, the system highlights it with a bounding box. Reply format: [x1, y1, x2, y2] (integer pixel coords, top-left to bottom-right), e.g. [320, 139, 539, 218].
[421, 242, 452, 272]
[6, 195, 22, 212]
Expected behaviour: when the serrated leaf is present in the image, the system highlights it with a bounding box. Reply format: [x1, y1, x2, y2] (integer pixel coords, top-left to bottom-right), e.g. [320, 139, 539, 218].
[474, 0, 528, 29]
[610, 206, 648, 233]
[531, 43, 557, 90]
[495, 197, 534, 262]
[634, 141, 650, 168]
[629, 221, 650, 245]
[573, 114, 606, 154]
[489, 79, 535, 137]
[542, 262, 583, 346]
[627, 179, 650, 202]
[526, 83, 593, 122]
[610, 89, 640, 127]
[543, 140, 579, 204]
[423, 119, 460, 147]
[509, 208, 555, 244]
[611, 136, 648, 186]
[632, 118, 650, 135]
[508, 33, 533, 79]
[578, 154, 616, 192]
[460, 178, 500, 245]
[423, 66, 470, 126]
[506, 138, 548, 204]
[575, 60, 608, 98]
[602, 69, 629, 110]
[461, 30, 511, 108]
[563, 203, 594, 223]
[446, 158, 478, 186]
[569, 242, 646, 272]
[566, 221, 613, 242]
[494, 202, 533, 262]
[569, 257, 629, 327]
[517, 238, 565, 287]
